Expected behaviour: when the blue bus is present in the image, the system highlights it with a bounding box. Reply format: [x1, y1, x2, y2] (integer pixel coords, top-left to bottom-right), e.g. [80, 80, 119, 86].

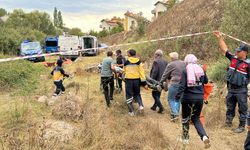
[45, 36, 58, 53]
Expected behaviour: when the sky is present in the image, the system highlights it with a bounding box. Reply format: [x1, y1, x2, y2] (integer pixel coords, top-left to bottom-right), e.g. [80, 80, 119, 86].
[0, 0, 158, 32]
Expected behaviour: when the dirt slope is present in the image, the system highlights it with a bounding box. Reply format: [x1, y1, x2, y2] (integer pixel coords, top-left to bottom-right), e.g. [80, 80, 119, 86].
[146, 0, 223, 39]
[101, 0, 224, 45]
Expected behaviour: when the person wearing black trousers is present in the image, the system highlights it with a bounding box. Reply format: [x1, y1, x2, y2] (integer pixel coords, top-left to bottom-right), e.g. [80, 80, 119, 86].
[150, 49, 168, 113]
[100, 51, 115, 107]
[244, 111, 250, 150]
[51, 59, 69, 96]
[115, 49, 126, 93]
[176, 54, 210, 149]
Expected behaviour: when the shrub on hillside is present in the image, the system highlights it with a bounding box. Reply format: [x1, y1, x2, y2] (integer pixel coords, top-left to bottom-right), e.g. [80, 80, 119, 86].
[221, 0, 250, 44]
[0, 59, 47, 94]
[207, 57, 229, 82]
[136, 18, 147, 36]
[130, 42, 157, 62]
[0, 27, 45, 55]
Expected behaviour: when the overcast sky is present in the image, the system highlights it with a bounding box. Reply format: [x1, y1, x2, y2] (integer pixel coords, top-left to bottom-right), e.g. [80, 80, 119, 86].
[0, 0, 158, 32]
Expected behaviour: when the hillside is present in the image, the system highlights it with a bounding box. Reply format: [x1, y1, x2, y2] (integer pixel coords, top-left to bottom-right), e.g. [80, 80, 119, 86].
[0, 0, 250, 150]
[101, 0, 224, 60]
[0, 55, 246, 150]
[146, 0, 223, 39]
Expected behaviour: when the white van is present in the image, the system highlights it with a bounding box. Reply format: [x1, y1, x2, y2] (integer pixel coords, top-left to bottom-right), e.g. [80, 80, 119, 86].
[80, 36, 99, 56]
[58, 35, 81, 61]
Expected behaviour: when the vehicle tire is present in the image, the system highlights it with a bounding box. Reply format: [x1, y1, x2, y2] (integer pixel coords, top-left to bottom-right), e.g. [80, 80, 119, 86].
[40, 56, 45, 62]
[71, 57, 78, 61]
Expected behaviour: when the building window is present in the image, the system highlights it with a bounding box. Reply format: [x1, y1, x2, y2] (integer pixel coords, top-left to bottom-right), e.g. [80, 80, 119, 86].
[130, 20, 136, 30]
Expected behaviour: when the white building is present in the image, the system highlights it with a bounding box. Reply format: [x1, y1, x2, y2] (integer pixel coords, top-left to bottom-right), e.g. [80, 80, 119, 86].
[124, 12, 139, 32]
[100, 19, 118, 31]
[152, 1, 168, 21]
[151, 0, 185, 21]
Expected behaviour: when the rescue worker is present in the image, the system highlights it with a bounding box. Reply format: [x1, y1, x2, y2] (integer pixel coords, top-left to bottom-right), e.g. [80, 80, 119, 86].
[124, 49, 148, 116]
[51, 59, 69, 96]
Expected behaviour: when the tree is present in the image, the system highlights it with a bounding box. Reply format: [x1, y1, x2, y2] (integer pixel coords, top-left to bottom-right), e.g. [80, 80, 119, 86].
[0, 8, 7, 17]
[98, 29, 108, 37]
[167, 0, 177, 9]
[6, 9, 57, 35]
[5, 9, 26, 27]
[69, 28, 84, 36]
[89, 30, 99, 37]
[0, 27, 45, 55]
[58, 11, 63, 28]
[53, 7, 58, 27]
[0, 8, 64, 55]
[136, 18, 146, 36]
[221, 0, 250, 42]
[62, 26, 71, 33]
[110, 23, 124, 35]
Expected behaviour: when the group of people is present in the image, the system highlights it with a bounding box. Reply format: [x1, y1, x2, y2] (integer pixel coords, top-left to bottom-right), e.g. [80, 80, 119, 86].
[50, 32, 250, 149]
[98, 46, 211, 148]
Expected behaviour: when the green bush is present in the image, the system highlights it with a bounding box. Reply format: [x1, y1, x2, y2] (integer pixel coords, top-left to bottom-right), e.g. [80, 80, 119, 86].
[110, 23, 124, 35]
[0, 59, 48, 95]
[136, 18, 146, 36]
[0, 27, 45, 55]
[221, 0, 250, 43]
[207, 57, 229, 82]
[129, 42, 157, 62]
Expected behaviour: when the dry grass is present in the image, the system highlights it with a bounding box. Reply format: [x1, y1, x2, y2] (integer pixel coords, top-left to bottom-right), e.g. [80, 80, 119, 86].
[0, 55, 247, 150]
[52, 95, 85, 122]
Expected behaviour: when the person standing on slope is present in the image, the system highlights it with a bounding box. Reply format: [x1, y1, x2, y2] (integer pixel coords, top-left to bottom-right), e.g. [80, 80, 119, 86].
[176, 54, 210, 149]
[124, 49, 148, 116]
[214, 31, 250, 133]
[150, 49, 168, 113]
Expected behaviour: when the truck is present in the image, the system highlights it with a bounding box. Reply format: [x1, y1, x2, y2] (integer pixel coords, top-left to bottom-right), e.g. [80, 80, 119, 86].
[80, 36, 99, 56]
[20, 40, 45, 62]
[58, 35, 81, 61]
[45, 36, 58, 53]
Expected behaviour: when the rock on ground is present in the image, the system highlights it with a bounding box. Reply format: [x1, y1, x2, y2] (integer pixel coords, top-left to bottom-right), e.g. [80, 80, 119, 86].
[43, 120, 75, 143]
[52, 95, 84, 121]
[37, 95, 48, 103]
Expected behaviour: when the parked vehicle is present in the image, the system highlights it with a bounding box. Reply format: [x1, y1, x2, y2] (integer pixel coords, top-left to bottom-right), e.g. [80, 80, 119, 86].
[98, 43, 109, 53]
[20, 40, 45, 62]
[80, 36, 99, 56]
[45, 36, 58, 53]
[58, 35, 81, 61]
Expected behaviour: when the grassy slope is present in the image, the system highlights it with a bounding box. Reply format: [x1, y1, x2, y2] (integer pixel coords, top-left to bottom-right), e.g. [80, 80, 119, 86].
[0, 55, 245, 150]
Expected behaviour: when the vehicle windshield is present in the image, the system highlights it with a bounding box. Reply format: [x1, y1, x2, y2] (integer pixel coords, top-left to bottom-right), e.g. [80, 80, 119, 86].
[84, 38, 94, 49]
[21, 42, 40, 51]
[46, 41, 57, 47]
